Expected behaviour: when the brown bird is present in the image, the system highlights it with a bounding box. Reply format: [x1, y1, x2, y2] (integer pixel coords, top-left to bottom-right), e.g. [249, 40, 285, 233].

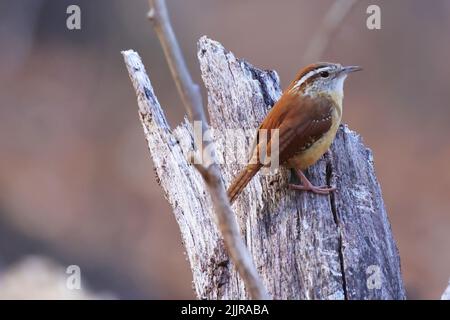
[227, 62, 361, 203]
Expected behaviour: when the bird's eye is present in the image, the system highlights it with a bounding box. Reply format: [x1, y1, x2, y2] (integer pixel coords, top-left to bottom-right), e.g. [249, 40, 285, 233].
[320, 71, 329, 78]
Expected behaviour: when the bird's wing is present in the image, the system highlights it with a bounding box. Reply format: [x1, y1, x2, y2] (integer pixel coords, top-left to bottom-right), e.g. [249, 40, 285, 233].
[253, 94, 334, 166]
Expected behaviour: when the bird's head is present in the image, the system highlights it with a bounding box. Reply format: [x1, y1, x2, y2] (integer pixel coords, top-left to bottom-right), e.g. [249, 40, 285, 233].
[288, 62, 361, 99]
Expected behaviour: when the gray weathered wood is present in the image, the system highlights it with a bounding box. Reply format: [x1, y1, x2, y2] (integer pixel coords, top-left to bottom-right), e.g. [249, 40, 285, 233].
[122, 36, 406, 300]
[442, 279, 450, 300]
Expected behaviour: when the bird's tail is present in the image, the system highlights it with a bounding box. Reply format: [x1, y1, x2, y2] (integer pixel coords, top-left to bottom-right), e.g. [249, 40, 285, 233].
[227, 164, 261, 204]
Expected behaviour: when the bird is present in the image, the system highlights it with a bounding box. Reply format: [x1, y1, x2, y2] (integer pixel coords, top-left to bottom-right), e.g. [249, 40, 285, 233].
[227, 62, 361, 204]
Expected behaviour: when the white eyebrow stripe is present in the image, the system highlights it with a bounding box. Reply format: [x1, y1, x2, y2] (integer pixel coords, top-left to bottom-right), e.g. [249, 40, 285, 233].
[291, 66, 333, 91]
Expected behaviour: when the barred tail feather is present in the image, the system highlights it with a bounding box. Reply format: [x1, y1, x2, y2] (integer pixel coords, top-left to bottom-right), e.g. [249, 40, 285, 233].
[227, 165, 261, 204]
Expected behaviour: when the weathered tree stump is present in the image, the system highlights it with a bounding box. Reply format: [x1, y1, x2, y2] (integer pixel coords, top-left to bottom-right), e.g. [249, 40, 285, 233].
[122, 36, 405, 300]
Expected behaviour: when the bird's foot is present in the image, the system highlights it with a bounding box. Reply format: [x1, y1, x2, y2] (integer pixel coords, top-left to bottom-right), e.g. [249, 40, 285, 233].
[288, 183, 336, 195]
[289, 168, 336, 195]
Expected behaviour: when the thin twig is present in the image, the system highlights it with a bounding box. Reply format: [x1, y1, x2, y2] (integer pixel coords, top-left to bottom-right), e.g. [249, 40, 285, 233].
[302, 0, 359, 64]
[147, 0, 205, 125]
[147, 0, 270, 300]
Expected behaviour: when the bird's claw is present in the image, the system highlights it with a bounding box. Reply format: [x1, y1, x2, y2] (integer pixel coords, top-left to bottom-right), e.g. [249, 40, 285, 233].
[288, 183, 336, 195]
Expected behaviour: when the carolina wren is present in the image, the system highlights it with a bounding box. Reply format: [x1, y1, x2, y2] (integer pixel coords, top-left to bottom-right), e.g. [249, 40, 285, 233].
[227, 62, 361, 203]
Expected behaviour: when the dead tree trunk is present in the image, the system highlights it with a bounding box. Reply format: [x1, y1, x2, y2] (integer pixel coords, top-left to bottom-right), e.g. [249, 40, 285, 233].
[122, 36, 406, 300]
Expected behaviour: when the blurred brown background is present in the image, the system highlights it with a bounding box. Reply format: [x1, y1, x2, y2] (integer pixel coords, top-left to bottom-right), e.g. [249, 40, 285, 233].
[0, 0, 449, 299]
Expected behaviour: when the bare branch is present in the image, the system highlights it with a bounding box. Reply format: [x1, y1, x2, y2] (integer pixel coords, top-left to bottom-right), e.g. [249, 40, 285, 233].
[146, 0, 269, 299]
[302, 0, 359, 64]
[147, 0, 205, 125]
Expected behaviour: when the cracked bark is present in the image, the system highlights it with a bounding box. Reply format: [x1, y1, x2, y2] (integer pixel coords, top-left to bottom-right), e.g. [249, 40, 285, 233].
[326, 158, 348, 298]
[123, 36, 406, 300]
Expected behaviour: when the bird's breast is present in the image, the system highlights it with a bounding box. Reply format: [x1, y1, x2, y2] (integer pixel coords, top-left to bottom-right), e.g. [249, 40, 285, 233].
[287, 108, 341, 170]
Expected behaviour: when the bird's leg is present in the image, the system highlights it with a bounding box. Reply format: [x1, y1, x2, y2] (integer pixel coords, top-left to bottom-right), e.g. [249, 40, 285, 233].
[289, 169, 336, 195]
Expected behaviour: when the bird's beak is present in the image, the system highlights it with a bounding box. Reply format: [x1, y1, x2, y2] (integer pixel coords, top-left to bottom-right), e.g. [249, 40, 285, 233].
[341, 65, 363, 74]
